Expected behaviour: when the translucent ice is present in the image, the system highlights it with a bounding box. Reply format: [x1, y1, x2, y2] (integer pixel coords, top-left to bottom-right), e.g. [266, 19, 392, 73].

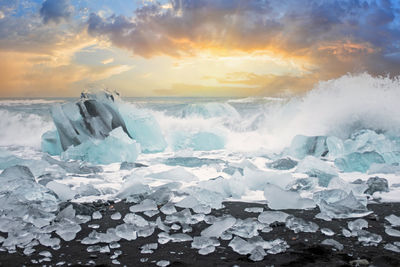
[321, 228, 334, 236]
[228, 236, 256, 255]
[321, 239, 343, 250]
[41, 130, 63, 156]
[385, 214, 400, 226]
[335, 152, 385, 173]
[357, 230, 382, 246]
[295, 156, 338, 187]
[61, 127, 140, 164]
[129, 199, 158, 213]
[385, 227, 400, 237]
[264, 184, 315, 210]
[348, 219, 368, 232]
[285, 216, 319, 233]
[258, 211, 289, 225]
[118, 103, 167, 153]
[191, 236, 220, 251]
[201, 216, 236, 238]
[287, 135, 328, 159]
[176, 196, 200, 209]
[46, 181, 75, 201]
[314, 190, 371, 220]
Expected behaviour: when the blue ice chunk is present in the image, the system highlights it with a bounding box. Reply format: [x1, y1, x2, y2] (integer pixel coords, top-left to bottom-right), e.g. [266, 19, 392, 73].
[61, 127, 140, 164]
[118, 104, 167, 153]
[326, 136, 345, 158]
[171, 132, 225, 151]
[334, 151, 385, 173]
[287, 135, 328, 159]
[296, 156, 338, 187]
[41, 130, 63, 156]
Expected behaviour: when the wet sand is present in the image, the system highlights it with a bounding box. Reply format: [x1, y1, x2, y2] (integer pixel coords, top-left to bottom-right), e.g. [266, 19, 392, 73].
[1, 201, 400, 267]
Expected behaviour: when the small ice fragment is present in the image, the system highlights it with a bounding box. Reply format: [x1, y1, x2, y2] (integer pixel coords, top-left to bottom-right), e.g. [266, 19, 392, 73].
[156, 260, 170, 267]
[249, 246, 266, 261]
[201, 216, 236, 238]
[385, 214, 400, 227]
[112, 260, 121, 265]
[87, 245, 101, 253]
[228, 236, 255, 255]
[357, 230, 382, 246]
[191, 236, 220, 249]
[39, 251, 52, 258]
[92, 211, 102, 220]
[160, 204, 177, 215]
[348, 219, 368, 232]
[176, 196, 200, 209]
[140, 258, 148, 263]
[89, 224, 100, 229]
[385, 227, 400, 237]
[342, 229, 352, 237]
[169, 233, 193, 243]
[144, 210, 159, 217]
[285, 216, 319, 233]
[192, 204, 211, 214]
[321, 239, 343, 250]
[171, 224, 181, 230]
[321, 228, 334, 236]
[100, 246, 110, 253]
[384, 243, 400, 253]
[364, 177, 389, 195]
[110, 242, 120, 249]
[156, 217, 170, 232]
[46, 181, 75, 201]
[245, 207, 264, 213]
[199, 245, 215, 255]
[129, 199, 158, 213]
[141, 243, 158, 254]
[258, 211, 289, 225]
[123, 213, 148, 227]
[111, 212, 122, 220]
[115, 224, 137, 241]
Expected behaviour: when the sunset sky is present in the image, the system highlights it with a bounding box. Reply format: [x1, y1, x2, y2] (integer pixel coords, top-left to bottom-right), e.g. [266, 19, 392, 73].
[0, 0, 399, 97]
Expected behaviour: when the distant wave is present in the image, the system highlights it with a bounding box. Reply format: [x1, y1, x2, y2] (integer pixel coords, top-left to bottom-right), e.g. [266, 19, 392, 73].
[0, 99, 65, 106]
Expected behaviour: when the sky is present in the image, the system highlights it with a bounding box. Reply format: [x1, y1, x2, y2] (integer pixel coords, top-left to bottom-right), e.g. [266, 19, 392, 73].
[0, 0, 399, 97]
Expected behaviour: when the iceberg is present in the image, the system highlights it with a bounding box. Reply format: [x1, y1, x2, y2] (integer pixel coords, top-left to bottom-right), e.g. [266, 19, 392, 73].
[42, 91, 168, 163]
[335, 151, 385, 173]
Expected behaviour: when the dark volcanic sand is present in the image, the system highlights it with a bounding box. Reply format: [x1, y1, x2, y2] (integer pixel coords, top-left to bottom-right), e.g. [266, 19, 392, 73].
[1, 201, 400, 267]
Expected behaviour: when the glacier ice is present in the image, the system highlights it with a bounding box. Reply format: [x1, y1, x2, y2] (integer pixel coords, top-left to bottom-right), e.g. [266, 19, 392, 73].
[295, 156, 338, 187]
[335, 151, 385, 173]
[61, 127, 140, 164]
[285, 216, 319, 233]
[264, 183, 315, 210]
[313, 189, 371, 220]
[201, 216, 236, 238]
[287, 135, 328, 159]
[129, 199, 158, 213]
[266, 157, 298, 170]
[258, 211, 289, 225]
[41, 130, 63, 156]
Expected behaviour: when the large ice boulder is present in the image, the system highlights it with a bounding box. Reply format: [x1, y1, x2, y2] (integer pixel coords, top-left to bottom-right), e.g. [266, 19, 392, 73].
[296, 156, 338, 187]
[61, 127, 140, 164]
[42, 91, 167, 163]
[334, 151, 385, 173]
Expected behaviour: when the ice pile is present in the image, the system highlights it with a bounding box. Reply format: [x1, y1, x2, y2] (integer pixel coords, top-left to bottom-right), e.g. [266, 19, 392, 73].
[286, 129, 400, 174]
[42, 91, 166, 164]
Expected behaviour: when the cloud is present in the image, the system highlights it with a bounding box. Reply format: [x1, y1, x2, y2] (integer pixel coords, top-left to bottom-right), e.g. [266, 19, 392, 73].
[86, 0, 400, 85]
[40, 0, 74, 24]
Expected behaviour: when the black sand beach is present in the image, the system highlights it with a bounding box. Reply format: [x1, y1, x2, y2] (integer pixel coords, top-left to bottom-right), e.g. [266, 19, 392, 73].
[1, 201, 399, 267]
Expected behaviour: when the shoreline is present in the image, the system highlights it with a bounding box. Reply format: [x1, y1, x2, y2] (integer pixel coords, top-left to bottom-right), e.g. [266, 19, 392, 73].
[1, 201, 399, 267]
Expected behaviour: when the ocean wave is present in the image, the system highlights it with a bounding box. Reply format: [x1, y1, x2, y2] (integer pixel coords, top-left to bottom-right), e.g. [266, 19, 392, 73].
[0, 99, 65, 106]
[0, 110, 53, 148]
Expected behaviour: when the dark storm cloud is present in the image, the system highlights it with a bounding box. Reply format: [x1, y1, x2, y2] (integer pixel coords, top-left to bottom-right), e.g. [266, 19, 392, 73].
[40, 0, 74, 24]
